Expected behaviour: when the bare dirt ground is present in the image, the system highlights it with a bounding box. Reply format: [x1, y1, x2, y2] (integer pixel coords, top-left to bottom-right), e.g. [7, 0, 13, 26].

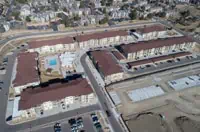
[107, 64, 200, 132]
[174, 116, 200, 132]
[126, 113, 171, 132]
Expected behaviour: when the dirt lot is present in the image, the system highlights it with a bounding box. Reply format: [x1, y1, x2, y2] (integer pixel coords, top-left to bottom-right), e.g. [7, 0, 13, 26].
[126, 113, 170, 132]
[175, 116, 200, 132]
[125, 102, 200, 132]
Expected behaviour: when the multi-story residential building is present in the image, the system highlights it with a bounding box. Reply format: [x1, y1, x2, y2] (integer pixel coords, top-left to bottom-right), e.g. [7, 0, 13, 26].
[28, 36, 77, 54]
[118, 36, 197, 61]
[12, 52, 40, 95]
[135, 24, 167, 41]
[13, 78, 94, 119]
[75, 30, 131, 49]
[89, 50, 124, 84]
[127, 52, 192, 70]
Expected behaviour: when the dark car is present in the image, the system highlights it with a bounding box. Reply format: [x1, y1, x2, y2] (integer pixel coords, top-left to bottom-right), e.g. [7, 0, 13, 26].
[106, 110, 111, 117]
[68, 118, 76, 125]
[54, 123, 61, 132]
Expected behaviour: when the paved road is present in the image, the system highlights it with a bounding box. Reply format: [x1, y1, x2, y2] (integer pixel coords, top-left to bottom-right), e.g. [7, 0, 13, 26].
[80, 54, 124, 132]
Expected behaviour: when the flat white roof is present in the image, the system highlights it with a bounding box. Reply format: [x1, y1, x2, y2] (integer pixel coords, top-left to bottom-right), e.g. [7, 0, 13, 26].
[13, 96, 23, 118]
[168, 75, 200, 91]
[127, 85, 165, 102]
[59, 52, 76, 67]
[109, 91, 121, 105]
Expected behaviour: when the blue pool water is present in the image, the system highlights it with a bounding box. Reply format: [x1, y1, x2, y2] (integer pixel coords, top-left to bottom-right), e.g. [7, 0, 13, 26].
[49, 59, 57, 66]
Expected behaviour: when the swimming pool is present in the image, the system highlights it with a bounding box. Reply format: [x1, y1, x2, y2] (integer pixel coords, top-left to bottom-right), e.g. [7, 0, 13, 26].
[49, 59, 57, 66]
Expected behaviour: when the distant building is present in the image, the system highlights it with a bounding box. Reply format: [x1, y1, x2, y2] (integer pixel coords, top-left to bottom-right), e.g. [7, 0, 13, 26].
[110, 10, 130, 20]
[12, 52, 40, 95]
[28, 36, 77, 54]
[31, 11, 56, 23]
[118, 36, 197, 61]
[20, 4, 31, 17]
[89, 50, 124, 83]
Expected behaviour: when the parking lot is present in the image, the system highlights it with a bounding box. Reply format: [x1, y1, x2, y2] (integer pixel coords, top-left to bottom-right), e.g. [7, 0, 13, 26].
[32, 112, 104, 132]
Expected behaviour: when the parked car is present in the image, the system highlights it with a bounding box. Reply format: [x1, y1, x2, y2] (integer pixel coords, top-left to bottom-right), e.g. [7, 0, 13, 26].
[40, 110, 43, 115]
[92, 116, 99, 124]
[77, 117, 83, 128]
[106, 110, 111, 117]
[94, 122, 102, 132]
[68, 118, 76, 126]
[54, 123, 61, 132]
[91, 113, 97, 118]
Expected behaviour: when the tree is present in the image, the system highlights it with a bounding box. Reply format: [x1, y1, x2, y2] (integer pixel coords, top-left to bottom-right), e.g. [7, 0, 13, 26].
[120, 4, 129, 10]
[16, 0, 28, 4]
[103, 8, 106, 14]
[101, 0, 106, 6]
[11, 11, 21, 21]
[129, 10, 137, 20]
[180, 10, 190, 18]
[63, 7, 68, 13]
[99, 16, 109, 25]
[106, 0, 113, 6]
[61, 16, 72, 27]
[25, 16, 31, 22]
[79, 1, 85, 8]
[73, 15, 81, 21]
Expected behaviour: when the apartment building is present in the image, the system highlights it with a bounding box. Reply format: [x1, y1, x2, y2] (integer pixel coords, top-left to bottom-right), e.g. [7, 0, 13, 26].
[128, 52, 192, 70]
[89, 50, 123, 84]
[12, 52, 40, 95]
[75, 30, 130, 49]
[28, 36, 77, 54]
[136, 24, 167, 41]
[15, 78, 94, 119]
[118, 36, 196, 61]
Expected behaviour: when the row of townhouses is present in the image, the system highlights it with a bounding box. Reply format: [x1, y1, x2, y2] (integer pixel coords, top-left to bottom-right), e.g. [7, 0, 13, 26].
[118, 36, 196, 61]
[28, 30, 134, 54]
[28, 24, 180, 55]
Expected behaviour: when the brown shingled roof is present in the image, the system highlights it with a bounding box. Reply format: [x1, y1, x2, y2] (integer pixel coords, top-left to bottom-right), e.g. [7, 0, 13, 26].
[19, 78, 93, 110]
[137, 24, 166, 34]
[28, 36, 74, 49]
[120, 36, 194, 54]
[128, 59, 152, 67]
[75, 30, 128, 42]
[173, 52, 192, 58]
[13, 52, 39, 87]
[152, 55, 173, 62]
[90, 50, 123, 76]
[112, 51, 125, 60]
